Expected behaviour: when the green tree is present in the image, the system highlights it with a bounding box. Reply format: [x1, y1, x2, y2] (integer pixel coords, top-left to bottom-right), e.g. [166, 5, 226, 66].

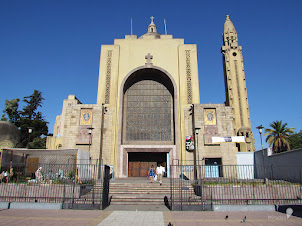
[1, 114, 7, 121]
[1, 99, 20, 124]
[2, 90, 48, 148]
[288, 130, 302, 150]
[264, 120, 295, 153]
[28, 137, 47, 149]
[21, 90, 44, 120]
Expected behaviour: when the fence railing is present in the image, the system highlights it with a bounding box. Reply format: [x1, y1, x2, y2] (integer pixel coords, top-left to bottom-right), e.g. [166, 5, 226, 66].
[0, 161, 105, 209]
[170, 164, 302, 211]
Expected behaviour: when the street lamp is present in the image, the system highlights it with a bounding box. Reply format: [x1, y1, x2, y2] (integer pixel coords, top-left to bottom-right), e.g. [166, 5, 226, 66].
[256, 125, 264, 151]
[256, 125, 266, 174]
[87, 127, 94, 152]
[27, 127, 33, 148]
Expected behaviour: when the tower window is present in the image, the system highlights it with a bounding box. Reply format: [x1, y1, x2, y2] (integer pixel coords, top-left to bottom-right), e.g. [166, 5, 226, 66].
[233, 52, 237, 56]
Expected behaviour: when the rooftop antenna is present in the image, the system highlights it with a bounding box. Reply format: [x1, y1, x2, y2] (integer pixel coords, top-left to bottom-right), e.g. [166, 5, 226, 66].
[131, 17, 133, 35]
[164, 18, 167, 35]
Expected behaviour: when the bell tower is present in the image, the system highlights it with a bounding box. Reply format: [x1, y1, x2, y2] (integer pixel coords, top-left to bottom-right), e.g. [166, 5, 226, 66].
[221, 15, 255, 152]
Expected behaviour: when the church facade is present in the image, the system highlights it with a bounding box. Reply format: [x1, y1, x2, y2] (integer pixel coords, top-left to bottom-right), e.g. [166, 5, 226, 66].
[47, 15, 255, 178]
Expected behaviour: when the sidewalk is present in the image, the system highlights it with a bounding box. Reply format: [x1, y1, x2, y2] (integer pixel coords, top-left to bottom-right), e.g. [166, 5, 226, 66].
[0, 208, 301, 226]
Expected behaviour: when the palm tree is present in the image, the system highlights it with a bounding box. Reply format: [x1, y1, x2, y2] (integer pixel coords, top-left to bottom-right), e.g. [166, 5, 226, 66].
[264, 120, 295, 153]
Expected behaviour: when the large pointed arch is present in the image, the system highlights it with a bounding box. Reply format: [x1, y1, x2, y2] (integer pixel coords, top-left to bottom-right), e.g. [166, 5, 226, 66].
[117, 65, 179, 177]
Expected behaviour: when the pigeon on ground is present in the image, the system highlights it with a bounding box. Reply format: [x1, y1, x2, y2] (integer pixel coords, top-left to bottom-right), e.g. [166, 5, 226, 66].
[225, 215, 228, 220]
[241, 216, 246, 223]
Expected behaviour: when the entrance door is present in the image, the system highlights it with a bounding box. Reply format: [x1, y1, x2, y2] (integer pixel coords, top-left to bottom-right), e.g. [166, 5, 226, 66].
[205, 158, 222, 178]
[128, 152, 166, 177]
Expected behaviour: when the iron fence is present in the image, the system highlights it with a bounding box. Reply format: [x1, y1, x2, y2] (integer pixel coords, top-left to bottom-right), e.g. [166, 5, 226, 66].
[0, 161, 104, 209]
[170, 164, 302, 211]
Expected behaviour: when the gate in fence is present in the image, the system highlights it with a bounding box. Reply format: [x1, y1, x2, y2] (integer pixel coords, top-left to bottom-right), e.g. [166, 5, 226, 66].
[0, 161, 110, 210]
[170, 164, 302, 211]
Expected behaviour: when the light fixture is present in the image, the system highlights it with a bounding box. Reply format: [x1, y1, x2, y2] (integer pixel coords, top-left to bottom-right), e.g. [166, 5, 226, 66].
[87, 127, 94, 152]
[88, 127, 94, 134]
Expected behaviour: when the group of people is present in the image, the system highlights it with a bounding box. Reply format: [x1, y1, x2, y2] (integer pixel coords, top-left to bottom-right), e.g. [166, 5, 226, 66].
[0, 168, 13, 183]
[148, 163, 165, 185]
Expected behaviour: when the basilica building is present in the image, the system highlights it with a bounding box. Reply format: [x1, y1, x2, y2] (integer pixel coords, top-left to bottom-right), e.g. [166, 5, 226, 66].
[47, 15, 255, 178]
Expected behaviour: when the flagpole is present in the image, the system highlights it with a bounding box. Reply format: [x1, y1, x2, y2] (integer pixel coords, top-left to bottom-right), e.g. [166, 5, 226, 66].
[131, 18, 133, 35]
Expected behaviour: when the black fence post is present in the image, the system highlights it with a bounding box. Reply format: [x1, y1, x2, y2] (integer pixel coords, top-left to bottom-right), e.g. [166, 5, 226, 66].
[102, 165, 110, 210]
[170, 165, 173, 210]
[180, 165, 183, 211]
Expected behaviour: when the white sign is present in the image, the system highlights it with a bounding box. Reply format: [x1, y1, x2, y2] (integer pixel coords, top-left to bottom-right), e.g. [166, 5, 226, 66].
[212, 136, 245, 143]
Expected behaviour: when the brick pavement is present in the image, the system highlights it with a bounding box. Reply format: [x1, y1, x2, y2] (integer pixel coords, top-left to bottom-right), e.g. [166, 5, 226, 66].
[0, 208, 301, 225]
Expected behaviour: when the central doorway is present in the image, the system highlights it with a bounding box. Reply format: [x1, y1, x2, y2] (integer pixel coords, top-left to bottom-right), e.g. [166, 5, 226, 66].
[128, 152, 167, 177]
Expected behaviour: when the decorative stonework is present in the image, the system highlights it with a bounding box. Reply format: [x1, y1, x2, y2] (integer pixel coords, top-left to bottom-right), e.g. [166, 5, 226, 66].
[204, 109, 217, 125]
[105, 50, 113, 104]
[185, 50, 192, 104]
[145, 53, 153, 67]
[234, 60, 243, 125]
[123, 79, 173, 144]
[80, 109, 92, 125]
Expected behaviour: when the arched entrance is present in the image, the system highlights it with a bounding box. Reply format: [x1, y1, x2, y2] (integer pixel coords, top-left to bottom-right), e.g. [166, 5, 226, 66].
[118, 67, 178, 177]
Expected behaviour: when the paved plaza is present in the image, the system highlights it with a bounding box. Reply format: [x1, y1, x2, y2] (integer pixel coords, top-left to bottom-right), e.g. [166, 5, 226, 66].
[0, 208, 301, 225]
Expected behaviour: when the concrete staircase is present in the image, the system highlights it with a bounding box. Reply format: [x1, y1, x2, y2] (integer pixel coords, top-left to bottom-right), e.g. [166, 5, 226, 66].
[109, 178, 170, 205]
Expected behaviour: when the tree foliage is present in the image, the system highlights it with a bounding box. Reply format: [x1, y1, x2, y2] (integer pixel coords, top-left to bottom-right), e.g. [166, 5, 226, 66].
[264, 120, 295, 153]
[21, 90, 44, 120]
[1, 90, 48, 148]
[288, 130, 302, 150]
[1, 99, 20, 124]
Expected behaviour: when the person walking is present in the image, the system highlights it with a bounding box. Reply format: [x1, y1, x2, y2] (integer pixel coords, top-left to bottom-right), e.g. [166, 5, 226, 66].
[156, 163, 165, 185]
[148, 165, 155, 183]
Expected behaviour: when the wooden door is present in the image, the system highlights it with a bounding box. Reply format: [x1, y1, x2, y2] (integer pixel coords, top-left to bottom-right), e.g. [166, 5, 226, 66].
[140, 162, 149, 177]
[128, 161, 140, 177]
[27, 157, 39, 177]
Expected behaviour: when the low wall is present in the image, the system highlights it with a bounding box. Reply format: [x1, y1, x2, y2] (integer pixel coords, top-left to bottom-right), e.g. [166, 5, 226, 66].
[0, 184, 80, 199]
[254, 148, 302, 183]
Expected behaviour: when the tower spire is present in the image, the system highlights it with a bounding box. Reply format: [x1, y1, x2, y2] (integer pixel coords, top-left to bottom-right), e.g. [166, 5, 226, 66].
[223, 15, 238, 47]
[221, 15, 255, 152]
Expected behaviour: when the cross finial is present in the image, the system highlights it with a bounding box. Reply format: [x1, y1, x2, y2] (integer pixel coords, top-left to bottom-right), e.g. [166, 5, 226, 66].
[150, 16, 154, 23]
[145, 53, 153, 67]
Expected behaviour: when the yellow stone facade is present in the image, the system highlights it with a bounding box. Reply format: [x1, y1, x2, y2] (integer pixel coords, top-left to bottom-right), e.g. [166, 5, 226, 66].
[47, 16, 254, 178]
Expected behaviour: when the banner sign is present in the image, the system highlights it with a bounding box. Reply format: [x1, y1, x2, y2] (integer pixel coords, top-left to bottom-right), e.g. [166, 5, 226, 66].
[212, 136, 245, 143]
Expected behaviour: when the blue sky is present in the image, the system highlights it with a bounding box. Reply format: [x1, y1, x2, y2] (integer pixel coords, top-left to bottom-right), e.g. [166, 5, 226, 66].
[1, 0, 301, 151]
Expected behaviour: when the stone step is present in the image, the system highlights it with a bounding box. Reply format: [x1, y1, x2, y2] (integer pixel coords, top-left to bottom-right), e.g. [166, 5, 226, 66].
[92, 179, 174, 206]
[110, 201, 164, 205]
[109, 184, 170, 189]
[109, 192, 169, 195]
[110, 198, 164, 204]
[109, 188, 171, 192]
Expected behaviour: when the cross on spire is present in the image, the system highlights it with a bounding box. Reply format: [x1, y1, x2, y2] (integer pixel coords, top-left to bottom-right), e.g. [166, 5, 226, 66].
[145, 53, 153, 67]
[150, 16, 154, 23]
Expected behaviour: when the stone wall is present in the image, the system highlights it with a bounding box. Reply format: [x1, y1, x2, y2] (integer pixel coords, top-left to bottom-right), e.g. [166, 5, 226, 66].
[184, 104, 237, 166]
[254, 148, 302, 183]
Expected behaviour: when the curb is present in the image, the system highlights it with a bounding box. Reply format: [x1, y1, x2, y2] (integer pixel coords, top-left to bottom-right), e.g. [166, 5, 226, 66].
[213, 204, 276, 211]
[9, 202, 62, 210]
